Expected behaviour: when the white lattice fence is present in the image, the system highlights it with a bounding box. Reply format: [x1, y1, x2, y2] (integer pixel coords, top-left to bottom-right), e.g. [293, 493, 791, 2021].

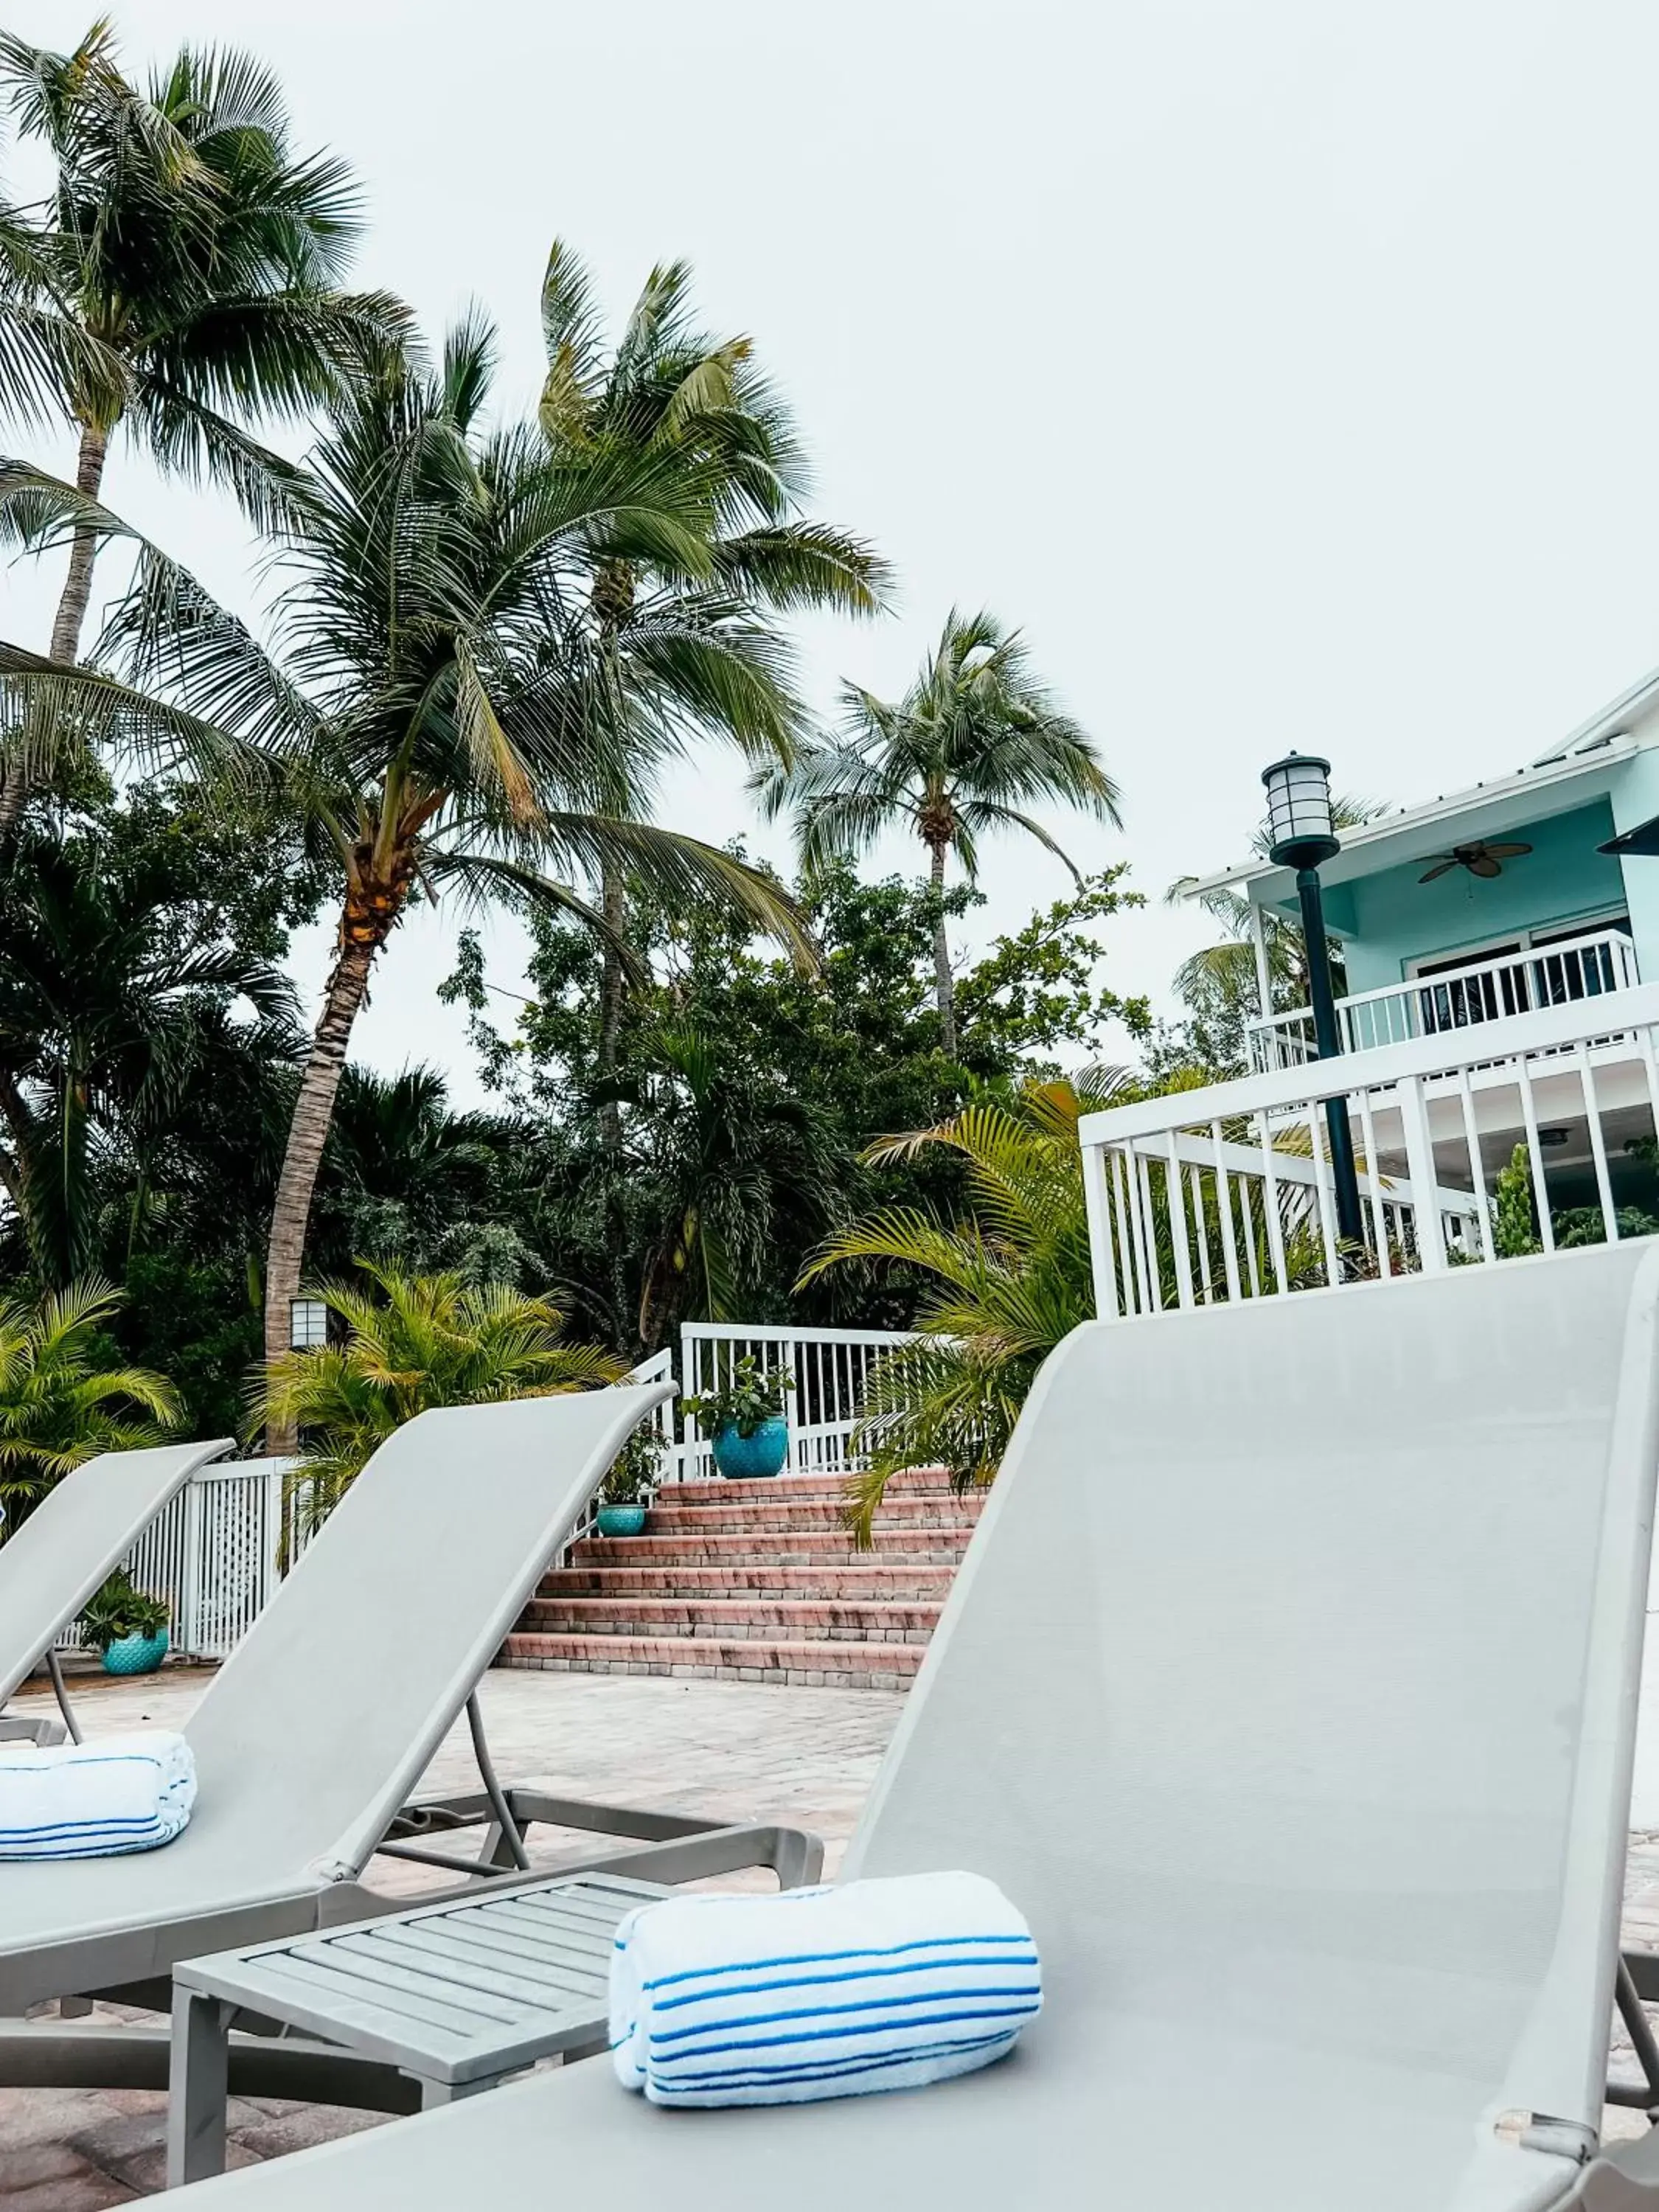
[54, 1458, 293, 1660]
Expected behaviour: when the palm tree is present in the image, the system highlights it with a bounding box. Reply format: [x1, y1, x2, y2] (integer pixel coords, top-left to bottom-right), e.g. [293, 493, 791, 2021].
[0, 821, 295, 1282]
[759, 610, 1121, 1055]
[801, 1081, 1097, 1538]
[633, 1025, 838, 1352]
[535, 243, 887, 1319]
[311, 1063, 529, 1281]
[0, 1275, 180, 1525]
[0, 20, 406, 816]
[32, 314, 815, 1437]
[255, 1261, 626, 1539]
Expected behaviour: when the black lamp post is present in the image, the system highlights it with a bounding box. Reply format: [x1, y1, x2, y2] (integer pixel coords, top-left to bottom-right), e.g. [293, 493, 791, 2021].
[1261, 752, 1365, 1246]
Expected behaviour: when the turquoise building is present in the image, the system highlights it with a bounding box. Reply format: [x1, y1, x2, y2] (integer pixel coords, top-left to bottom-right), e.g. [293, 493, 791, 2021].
[1183, 667, 1659, 1220]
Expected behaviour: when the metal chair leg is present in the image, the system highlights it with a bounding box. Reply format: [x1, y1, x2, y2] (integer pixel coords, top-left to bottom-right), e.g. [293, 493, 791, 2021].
[167, 1988, 232, 2188]
[44, 1649, 81, 1746]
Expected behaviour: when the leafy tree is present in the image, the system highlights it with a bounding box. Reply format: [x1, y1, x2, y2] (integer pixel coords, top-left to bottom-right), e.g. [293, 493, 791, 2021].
[0, 16, 406, 762]
[0, 1275, 179, 1523]
[759, 610, 1121, 1051]
[308, 1064, 537, 1286]
[442, 863, 1150, 1349]
[630, 1026, 839, 1352]
[1492, 1144, 1540, 1259]
[0, 819, 295, 1281]
[256, 1262, 627, 1535]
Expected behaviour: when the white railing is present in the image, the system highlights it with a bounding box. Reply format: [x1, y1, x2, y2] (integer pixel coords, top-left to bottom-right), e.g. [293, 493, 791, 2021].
[55, 1456, 294, 1660]
[1248, 928, 1640, 1071]
[1081, 982, 1659, 1321]
[675, 1322, 913, 1481]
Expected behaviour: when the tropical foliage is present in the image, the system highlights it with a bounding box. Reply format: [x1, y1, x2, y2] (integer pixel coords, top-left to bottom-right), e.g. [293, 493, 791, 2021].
[803, 1082, 1099, 1541]
[79, 1566, 169, 1651]
[257, 1262, 627, 1533]
[0, 1276, 179, 1520]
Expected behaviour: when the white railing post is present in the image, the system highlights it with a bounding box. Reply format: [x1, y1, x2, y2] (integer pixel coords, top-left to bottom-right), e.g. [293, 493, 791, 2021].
[1395, 1074, 1445, 1272]
[177, 1472, 204, 1659]
[1082, 1138, 1119, 1319]
[1164, 1131, 1194, 1310]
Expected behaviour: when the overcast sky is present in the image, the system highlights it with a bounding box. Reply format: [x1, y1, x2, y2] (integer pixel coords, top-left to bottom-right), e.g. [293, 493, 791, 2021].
[7, 0, 1659, 1103]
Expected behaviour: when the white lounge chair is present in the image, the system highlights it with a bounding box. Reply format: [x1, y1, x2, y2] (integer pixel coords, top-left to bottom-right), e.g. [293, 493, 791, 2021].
[0, 1441, 232, 1745]
[156, 1243, 1659, 2208]
[0, 1388, 817, 2076]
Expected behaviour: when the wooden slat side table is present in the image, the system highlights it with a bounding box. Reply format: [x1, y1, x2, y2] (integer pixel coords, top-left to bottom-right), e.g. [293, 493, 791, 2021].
[167, 1871, 665, 2186]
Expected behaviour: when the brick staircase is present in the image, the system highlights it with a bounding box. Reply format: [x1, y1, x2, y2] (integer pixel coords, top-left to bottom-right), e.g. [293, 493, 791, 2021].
[501, 1467, 982, 1690]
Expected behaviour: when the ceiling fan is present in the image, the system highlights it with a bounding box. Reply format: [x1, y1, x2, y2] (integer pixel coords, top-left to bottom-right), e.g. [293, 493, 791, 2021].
[1418, 840, 1532, 884]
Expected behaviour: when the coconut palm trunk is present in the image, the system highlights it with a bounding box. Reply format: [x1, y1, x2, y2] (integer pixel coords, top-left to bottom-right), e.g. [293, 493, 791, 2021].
[596, 860, 633, 1348]
[927, 838, 956, 1056]
[0, 428, 111, 835]
[262, 872, 408, 1448]
[48, 425, 111, 667]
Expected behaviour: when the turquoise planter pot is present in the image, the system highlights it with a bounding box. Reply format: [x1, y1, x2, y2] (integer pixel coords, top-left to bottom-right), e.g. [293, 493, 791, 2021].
[102, 1628, 168, 1677]
[712, 1416, 789, 1480]
[596, 1503, 647, 1537]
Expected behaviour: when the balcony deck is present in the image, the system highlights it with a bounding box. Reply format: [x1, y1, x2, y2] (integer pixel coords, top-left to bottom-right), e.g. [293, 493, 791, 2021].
[1248, 926, 1638, 1071]
[1081, 980, 1659, 1321]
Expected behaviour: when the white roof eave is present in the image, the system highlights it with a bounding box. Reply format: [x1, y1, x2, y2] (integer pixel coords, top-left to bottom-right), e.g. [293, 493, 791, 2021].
[1185, 737, 1639, 908]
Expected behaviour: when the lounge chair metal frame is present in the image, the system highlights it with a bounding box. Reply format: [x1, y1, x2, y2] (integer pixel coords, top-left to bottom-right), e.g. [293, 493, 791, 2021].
[0, 1387, 823, 2095]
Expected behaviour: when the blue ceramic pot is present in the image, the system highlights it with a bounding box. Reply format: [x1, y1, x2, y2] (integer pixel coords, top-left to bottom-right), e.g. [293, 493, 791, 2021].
[712, 1416, 789, 1480]
[102, 1628, 168, 1677]
[596, 1503, 648, 1537]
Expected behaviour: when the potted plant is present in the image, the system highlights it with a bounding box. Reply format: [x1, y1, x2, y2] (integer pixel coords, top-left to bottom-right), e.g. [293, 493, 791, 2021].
[682, 1356, 794, 1479]
[80, 1569, 172, 1676]
[596, 1426, 663, 1537]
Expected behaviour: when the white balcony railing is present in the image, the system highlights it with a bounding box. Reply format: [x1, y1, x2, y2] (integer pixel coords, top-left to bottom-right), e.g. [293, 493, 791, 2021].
[1079, 981, 1659, 1323]
[1248, 927, 1640, 1071]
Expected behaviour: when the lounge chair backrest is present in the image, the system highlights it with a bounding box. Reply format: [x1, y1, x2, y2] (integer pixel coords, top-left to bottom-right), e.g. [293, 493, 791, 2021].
[0, 1441, 232, 1704]
[848, 1243, 1659, 2145]
[184, 1387, 670, 1883]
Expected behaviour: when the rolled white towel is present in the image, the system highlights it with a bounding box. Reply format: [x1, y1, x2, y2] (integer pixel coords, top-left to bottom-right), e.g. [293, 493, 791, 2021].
[0, 1732, 196, 1860]
[611, 1871, 1040, 2109]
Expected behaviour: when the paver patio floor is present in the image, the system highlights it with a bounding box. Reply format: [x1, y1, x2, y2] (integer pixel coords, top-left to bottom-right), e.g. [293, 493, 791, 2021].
[4, 1666, 1659, 2203]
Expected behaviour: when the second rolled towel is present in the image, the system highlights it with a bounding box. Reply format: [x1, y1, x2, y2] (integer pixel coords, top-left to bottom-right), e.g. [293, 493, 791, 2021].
[610, 1869, 1041, 2108]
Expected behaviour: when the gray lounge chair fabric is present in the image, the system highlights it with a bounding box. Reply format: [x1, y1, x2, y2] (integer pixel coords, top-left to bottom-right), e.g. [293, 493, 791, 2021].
[0, 1388, 675, 2012]
[0, 1441, 232, 1711]
[162, 1243, 1659, 2210]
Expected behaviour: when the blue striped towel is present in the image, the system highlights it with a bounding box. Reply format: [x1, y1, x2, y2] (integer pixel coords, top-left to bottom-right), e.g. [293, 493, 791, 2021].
[0, 1732, 195, 1860]
[610, 1871, 1041, 2108]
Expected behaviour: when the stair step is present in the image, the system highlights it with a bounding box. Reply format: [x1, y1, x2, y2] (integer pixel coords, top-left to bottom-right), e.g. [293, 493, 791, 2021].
[520, 1597, 940, 1642]
[501, 1631, 925, 1688]
[644, 1494, 981, 1535]
[667, 1467, 957, 1507]
[572, 1529, 972, 1568]
[541, 1564, 957, 1602]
